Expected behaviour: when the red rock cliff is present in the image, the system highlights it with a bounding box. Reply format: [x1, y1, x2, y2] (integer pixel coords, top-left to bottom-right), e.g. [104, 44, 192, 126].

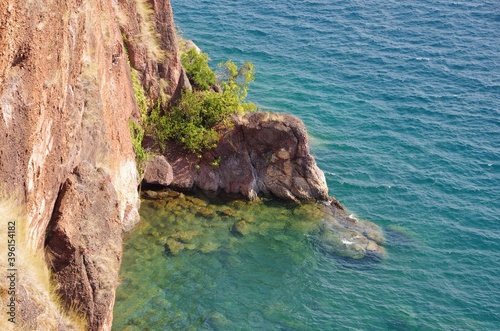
[0, 0, 182, 329]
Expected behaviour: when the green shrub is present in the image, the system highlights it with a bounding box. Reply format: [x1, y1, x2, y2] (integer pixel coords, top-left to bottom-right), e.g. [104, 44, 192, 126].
[149, 91, 220, 153]
[129, 120, 149, 176]
[130, 68, 148, 123]
[151, 57, 259, 152]
[181, 48, 216, 91]
[218, 60, 255, 101]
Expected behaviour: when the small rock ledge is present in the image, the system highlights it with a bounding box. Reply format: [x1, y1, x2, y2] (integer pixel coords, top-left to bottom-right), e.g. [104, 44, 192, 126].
[143, 112, 329, 202]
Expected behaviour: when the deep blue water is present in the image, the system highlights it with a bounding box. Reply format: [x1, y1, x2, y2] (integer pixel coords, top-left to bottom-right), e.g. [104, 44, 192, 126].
[114, 0, 500, 329]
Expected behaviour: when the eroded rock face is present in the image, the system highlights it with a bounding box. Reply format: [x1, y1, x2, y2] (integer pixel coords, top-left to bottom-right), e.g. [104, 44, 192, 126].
[117, 0, 187, 103]
[0, 0, 187, 329]
[0, 0, 141, 248]
[45, 163, 122, 331]
[145, 112, 329, 201]
[228, 112, 328, 201]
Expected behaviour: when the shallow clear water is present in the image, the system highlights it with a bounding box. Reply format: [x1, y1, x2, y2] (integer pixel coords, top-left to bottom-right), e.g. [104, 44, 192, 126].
[114, 0, 500, 329]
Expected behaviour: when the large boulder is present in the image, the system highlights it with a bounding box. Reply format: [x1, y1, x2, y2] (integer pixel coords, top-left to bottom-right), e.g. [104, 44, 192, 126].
[229, 112, 328, 201]
[142, 154, 173, 186]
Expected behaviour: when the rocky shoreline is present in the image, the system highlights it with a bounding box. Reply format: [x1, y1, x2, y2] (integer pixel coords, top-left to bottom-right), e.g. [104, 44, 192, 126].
[0, 0, 384, 330]
[143, 112, 329, 201]
[141, 110, 385, 259]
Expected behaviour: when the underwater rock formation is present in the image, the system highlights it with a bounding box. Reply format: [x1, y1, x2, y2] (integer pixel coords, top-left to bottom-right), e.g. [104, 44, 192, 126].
[315, 198, 386, 258]
[141, 191, 385, 260]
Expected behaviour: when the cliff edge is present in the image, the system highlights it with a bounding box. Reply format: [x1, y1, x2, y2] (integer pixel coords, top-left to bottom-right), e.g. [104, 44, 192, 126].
[0, 0, 182, 329]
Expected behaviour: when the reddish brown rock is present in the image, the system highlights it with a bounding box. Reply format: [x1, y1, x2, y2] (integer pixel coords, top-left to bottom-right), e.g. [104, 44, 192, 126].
[156, 112, 329, 201]
[117, 0, 186, 103]
[0, 0, 185, 329]
[143, 154, 173, 186]
[45, 162, 122, 331]
[0, 0, 142, 249]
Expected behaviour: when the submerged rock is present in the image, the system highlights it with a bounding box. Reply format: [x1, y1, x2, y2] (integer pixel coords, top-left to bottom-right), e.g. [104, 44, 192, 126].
[313, 201, 386, 259]
[196, 207, 215, 218]
[200, 241, 220, 254]
[151, 191, 385, 261]
[206, 312, 229, 329]
[165, 238, 185, 256]
[232, 220, 250, 236]
[218, 207, 237, 217]
[143, 190, 159, 199]
[170, 230, 198, 243]
[156, 189, 184, 199]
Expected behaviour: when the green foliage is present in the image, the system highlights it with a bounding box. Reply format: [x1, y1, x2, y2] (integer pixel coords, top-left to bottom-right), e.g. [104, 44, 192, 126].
[149, 93, 220, 153]
[130, 120, 149, 177]
[181, 48, 216, 91]
[130, 68, 148, 123]
[218, 60, 255, 102]
[149, 58, 257, 153]
[211, 157, 221, 167]
[221, 60, 257, 112]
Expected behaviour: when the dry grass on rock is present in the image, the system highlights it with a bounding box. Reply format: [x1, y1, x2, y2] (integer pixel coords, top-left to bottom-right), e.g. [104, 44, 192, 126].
[0, 197, 86, 331]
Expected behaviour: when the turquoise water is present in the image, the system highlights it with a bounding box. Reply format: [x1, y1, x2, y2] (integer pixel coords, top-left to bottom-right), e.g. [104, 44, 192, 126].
[114, 0, 500, 329]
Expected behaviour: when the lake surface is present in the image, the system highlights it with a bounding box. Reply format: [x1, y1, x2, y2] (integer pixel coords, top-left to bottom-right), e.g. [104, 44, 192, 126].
[113, 0, 500, 329]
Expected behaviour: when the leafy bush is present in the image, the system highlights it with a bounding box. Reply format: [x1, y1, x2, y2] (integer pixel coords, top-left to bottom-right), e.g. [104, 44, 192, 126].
[129, 120, 149, 176]
[218, 60, 255, 101]
[181, 48, 216, 91]
[149, 59, 257, 153]
[130, 68, 148, 122]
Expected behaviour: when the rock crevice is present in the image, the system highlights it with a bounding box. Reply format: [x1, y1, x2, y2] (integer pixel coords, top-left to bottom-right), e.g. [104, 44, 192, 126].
[44, 162, 123, 331]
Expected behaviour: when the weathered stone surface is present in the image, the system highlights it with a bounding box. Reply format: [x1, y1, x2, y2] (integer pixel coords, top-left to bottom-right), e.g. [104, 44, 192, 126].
[143, 155, 173, 186]
[45, 163, 123, 331]
[160, 112, 329, 201]
[164, 143, 198, 190]
[0, 0, 185, 328]
[0, 0, 141, 249]
[118, 0, 184, 104]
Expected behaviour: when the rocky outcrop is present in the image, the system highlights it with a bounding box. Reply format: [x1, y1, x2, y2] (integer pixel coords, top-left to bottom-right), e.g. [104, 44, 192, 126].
[0, 0, 382, 329]
[117, 0, 189, 104]
[45, 163, 122, 331]
[144, 112, 329, 201]
[143, 154, 173, 186]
